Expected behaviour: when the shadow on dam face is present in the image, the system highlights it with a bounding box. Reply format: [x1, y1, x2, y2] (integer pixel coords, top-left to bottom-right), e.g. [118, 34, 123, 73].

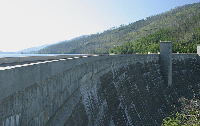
[1, 52, 200, 125]
[64, 57, 200, 125]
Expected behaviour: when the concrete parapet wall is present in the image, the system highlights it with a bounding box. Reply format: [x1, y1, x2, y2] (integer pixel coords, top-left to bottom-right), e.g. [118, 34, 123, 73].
[172, 54, 197, 59]
[0, 55, 94, 65]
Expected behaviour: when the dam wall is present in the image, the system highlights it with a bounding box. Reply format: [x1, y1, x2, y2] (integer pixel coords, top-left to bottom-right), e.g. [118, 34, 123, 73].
[75, 54, 199, 125]
[0, 54, 159, 125]
[0, 42, 200, 125]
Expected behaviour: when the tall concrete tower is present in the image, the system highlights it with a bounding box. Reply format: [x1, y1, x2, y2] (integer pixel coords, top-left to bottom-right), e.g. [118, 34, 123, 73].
[160, 41, 172, 86]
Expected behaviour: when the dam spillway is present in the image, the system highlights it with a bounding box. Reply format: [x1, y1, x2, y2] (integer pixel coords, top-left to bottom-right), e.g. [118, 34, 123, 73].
[0, 42, 200, 125]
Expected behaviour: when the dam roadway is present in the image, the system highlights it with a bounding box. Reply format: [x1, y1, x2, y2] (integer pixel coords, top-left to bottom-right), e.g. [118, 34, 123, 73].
[0, 42, 200, 125]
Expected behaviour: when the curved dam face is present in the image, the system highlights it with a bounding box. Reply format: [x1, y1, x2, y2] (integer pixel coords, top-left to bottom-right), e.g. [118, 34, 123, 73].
[64, 55, 200, 126]
[68, 57, 163, 126]
[1, 44, 200, 125]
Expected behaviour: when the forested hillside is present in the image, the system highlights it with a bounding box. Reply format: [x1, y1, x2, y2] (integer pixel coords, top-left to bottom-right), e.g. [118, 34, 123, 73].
[38, 2, 200, 54]
[109, 27, 200, 54]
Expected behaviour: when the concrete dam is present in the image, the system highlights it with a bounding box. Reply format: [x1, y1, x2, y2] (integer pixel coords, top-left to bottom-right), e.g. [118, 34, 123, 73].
[1, 42, 200, 125]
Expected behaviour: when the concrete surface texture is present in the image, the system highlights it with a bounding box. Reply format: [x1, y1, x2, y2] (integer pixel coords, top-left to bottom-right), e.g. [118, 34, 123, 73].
[0, 42, 200, 125]
[160, 42, 172, 86]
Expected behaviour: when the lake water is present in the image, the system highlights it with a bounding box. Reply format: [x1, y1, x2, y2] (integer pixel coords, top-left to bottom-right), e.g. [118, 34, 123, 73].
[0, 54, 86, 58]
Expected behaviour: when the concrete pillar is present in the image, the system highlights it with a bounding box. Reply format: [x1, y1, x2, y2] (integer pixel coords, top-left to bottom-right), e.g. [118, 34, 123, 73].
[197, 44, 200, 64]
[197, 44, 200, 55]
[160, 41, 172, 86]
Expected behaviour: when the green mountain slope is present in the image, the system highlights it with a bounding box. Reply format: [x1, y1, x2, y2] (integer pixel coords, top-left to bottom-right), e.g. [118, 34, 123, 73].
[109, 27, 200, 54]
[38, 2, 200, 54]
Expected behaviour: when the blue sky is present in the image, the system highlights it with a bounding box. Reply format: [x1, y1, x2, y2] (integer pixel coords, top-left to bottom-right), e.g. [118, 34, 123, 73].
[0, 0, 199, 52]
